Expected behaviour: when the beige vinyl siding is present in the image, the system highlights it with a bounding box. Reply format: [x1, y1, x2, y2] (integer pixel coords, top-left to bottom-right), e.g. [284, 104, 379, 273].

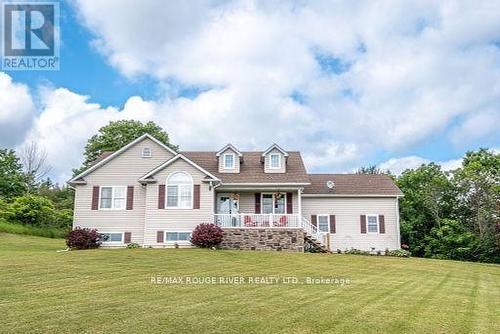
[72, 138, 175, 245]
[237, 191, 298, 214]
[264, 148, 286, 173]
[218, 148, 240, 173]
[144, 159, 214, 247]
[301, 197, 399, 252]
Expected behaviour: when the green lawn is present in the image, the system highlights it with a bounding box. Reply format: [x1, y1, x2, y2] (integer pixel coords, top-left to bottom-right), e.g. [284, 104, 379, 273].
[0, 233, 499, 334]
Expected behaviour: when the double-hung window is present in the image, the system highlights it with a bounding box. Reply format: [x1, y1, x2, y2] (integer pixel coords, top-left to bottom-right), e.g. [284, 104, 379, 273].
[166, 172, 193, 208]
[270, 153, 281, 169]
[367, 215, 379, 233]
[317, 215, 330, 233]
[261, 193, 285, 214]
[223, 153, 235, 169]
[100, 186, 126, 210]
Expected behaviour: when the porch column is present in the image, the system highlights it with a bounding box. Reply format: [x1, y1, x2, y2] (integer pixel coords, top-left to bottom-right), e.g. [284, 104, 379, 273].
[298, 188, 302, 217]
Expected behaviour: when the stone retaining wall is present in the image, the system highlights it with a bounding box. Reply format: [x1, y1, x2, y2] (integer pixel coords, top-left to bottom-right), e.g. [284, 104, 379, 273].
[220, 228, 304, 252]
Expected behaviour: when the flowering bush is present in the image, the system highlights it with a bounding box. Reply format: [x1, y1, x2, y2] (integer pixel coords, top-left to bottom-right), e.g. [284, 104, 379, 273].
[191, 223, 223, 248]
[66, 227, 102, 250]
[386, 249, 411, 257]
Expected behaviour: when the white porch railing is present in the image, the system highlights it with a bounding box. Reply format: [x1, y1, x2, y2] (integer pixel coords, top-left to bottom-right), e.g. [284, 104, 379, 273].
[214, 214, 302, 228]
[301, 216, 327, 246]
[213, 214, 329, 251]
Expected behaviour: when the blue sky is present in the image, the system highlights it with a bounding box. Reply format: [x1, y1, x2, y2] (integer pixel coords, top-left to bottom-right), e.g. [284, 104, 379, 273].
[1, 0, 499, 182]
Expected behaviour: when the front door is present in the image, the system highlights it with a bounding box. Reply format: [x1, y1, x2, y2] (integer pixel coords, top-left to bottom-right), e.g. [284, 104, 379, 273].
[217, 193, 239, 214]
[217, 193, 240, 227]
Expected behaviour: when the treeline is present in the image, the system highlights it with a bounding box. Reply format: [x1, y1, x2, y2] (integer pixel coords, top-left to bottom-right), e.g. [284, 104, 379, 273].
[360, 148, 499, 263]
[0, 120, 174, 239]
[0, 147, 74, 237]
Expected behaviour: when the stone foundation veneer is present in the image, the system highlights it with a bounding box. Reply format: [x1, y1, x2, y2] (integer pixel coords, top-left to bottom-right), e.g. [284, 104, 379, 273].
[220, 228, 305, 252]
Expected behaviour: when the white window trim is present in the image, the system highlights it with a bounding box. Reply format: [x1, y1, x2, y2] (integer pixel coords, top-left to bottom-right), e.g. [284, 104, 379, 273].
[223, 153, 236, 169]
[165, 172, 193, 209]
[98, 186, 127, 210]
[269, 153, 281, 169]
[100, 232, 124, 244]
[317, 214, 330, 233]
[260, 192, 287, 214]
[165, 231, 192, 244]
[142, 147, 152, 158]
[366, 214, 379, 234]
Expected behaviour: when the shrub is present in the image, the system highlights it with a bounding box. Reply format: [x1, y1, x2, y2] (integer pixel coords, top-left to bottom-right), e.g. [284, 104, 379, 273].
[7, 195, 55, 227]
[345, 248, 370, 256]
[127, 243, 140, 249]
[386, 249, 411, 257]
[66, 228, 102, 250]
[53, 209, 74, 229]
[191, 223, 223, 248]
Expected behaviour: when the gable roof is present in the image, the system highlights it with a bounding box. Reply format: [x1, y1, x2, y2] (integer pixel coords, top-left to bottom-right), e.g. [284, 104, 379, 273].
[303, 174, 403, 196]
[68, 133, 177, 184]
[139, 154, 220, 183]
[215, 144, 243, 157]
[182, 151, 309, 184]
[262, 143, 289, 157]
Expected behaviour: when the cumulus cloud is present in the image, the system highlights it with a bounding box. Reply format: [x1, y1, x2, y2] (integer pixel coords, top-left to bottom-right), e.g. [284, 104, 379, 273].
[21, 87, 165, 183]
[2, 1, 500, 182]
[72, 0, 500, 161]
[0, 73, 35, 147]
[379, 155, 463, 176]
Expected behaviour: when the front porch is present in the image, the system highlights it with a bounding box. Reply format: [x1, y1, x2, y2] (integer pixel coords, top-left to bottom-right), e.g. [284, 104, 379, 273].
[212, 189, 329, 252]
[214, 213, 302, 228]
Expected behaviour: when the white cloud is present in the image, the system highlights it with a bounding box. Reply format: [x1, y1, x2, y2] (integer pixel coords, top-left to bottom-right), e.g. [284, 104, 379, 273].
[449, 109, 500, 145]
[72, 0, 500, 156]
[20, 87, 165, 183]
[0, 73, 35, 147]
[2, 1, 500, 182]
[379, 155, 463, 176]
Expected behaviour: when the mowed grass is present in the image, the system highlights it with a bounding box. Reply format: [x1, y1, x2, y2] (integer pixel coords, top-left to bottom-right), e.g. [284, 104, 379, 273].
[0, 233, 499, 334]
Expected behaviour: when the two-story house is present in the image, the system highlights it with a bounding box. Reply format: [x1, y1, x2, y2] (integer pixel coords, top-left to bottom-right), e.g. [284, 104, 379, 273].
[69, 134, 403, 252]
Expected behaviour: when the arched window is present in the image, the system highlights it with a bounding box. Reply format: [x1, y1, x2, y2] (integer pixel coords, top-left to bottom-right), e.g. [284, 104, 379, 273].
[166, 172, 192, 208]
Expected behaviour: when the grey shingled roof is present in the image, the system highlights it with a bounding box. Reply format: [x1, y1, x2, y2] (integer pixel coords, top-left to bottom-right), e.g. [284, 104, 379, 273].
[303, 174, 403, 196]
[182, 151, 310, 184]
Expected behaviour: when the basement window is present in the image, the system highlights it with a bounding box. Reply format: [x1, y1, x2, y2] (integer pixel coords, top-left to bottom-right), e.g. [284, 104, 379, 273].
[165, 232, 191, 242]
[101, 232, 123, 243]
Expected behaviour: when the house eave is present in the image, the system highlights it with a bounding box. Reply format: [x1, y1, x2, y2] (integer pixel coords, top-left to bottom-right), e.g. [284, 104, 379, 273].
[301, 193, 404, 198]
[67, 133, 177, 184]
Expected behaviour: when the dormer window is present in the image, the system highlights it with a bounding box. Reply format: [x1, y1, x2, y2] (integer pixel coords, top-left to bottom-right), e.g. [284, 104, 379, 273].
[142, 147, 152, 158]
[270, 153, 281, 169]
[224, 153, 235, 169]
[262, 144, 288, 173]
